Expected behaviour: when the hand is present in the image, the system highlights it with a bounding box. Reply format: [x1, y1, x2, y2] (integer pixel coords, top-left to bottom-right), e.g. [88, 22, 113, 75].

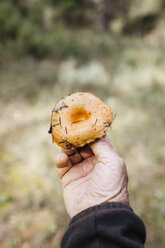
[55, 135, 129, 218]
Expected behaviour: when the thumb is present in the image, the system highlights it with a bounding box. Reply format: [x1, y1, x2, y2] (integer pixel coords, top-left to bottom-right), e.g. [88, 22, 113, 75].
[89, 135, 118, 163]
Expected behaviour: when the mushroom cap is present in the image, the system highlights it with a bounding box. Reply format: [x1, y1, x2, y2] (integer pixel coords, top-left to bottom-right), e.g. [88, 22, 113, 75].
[50, 92, 113, 148]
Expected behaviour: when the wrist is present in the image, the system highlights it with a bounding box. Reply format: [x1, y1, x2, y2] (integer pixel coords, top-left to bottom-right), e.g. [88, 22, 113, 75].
[107, 187, 129, 206]
[70, 201, 133, 224]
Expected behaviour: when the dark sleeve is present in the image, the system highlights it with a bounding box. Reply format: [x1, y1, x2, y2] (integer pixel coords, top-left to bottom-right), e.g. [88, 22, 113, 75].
[61, 202, 146, 248]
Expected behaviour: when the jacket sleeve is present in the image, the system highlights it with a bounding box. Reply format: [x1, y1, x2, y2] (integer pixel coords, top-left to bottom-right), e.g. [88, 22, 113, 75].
[61, 202, 146, 248]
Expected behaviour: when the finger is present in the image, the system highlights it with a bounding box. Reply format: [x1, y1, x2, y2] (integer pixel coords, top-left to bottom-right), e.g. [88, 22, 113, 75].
[55, 152, 69, 168]
[62, 147, 83, 165]
[61, 157, 95, 188]
[77, 145, 94, 159]
[56, 162, 72, 179]
[68, 151, 83, 165]
[55, 152, 72, 178]
[62, 148, 76, 156]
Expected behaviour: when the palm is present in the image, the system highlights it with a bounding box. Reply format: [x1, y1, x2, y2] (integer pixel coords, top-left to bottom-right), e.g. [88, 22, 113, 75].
[56, 136, 128, 218]
[63, 152, 127, 217]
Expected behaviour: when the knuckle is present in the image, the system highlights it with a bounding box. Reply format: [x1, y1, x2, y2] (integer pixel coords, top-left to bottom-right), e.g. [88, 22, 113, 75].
[54, 155, 61, 165]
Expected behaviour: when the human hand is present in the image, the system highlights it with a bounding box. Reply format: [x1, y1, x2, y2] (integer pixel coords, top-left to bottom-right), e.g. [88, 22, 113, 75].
[55, 135, 129, 218]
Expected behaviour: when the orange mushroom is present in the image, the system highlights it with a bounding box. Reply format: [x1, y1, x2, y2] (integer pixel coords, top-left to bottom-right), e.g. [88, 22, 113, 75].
[49, 92, 113, 149]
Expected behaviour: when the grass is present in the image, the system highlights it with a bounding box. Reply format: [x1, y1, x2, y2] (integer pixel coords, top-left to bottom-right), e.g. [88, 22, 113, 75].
[0, 30, 165, 247]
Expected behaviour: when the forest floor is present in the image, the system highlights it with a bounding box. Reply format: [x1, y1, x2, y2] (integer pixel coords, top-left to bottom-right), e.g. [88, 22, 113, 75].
[0, 31, 165, 248]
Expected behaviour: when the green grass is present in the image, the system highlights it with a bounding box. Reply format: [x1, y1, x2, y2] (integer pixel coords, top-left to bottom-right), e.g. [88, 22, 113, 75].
[0, 31, 165, 247]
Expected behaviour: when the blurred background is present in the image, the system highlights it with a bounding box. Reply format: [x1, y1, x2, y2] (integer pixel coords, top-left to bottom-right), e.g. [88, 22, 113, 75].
[0, 0, 165, 247]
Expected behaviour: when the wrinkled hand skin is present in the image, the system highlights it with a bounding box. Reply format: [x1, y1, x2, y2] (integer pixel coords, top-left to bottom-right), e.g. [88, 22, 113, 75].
[55, 135, 129, 218]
